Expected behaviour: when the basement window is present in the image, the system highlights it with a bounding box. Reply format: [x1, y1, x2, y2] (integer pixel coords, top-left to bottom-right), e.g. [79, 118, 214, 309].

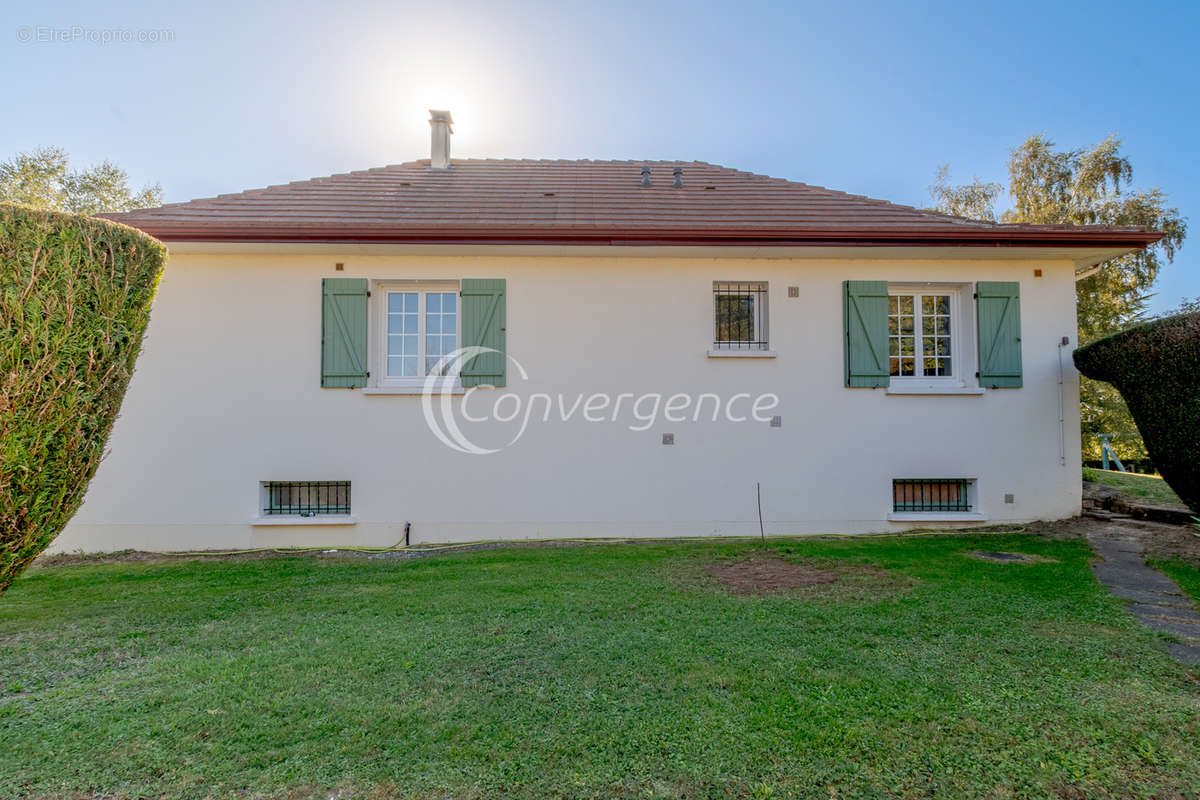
[892, 479, 973, 513]
[262, 481, 351, 517]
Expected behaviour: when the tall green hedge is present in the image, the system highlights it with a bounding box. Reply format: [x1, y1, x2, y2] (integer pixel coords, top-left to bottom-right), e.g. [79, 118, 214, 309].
[0, 204, 164, 593]
[1073, 311, 1200, 513]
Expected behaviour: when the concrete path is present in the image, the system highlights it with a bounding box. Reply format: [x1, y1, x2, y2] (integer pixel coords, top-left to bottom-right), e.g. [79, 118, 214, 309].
[1087, 527, 1200, 665]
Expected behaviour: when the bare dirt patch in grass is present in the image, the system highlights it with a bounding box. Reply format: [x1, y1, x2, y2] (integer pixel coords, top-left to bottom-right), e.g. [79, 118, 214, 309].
[1026, 517, 1200, 565]
[702, 555, 912, 599]
[709, 556, 838, 594]
[967, 550, 1059, 564]
[31, 548, 318, 567]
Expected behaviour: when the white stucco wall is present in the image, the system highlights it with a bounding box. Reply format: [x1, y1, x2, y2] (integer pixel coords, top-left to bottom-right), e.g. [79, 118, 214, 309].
[53, 250, 1083, 552]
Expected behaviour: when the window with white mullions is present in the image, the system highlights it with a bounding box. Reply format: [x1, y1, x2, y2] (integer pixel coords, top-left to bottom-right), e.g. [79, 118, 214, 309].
[385, 289, 458, 378]
[423, 292, 458, 376]
[713, 281, 769, 350]
[889, 292, 953, 378]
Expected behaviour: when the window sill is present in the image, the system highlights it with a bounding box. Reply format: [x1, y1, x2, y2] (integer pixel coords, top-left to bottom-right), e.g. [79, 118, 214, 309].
[707, 349, 777, 359]
[250, 516, 358, 527]
[887, 511, 988, 523]
[363, 382, 464, 396]
[886, 384, 984, 396]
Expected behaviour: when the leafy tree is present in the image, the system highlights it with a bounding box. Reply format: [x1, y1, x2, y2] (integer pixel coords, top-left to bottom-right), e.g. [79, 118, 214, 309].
[1158, 296, 1200, 317]
[928, 166, 1001, 222]
[931, 135, 1187, 461]
[0, 146, 161, 216]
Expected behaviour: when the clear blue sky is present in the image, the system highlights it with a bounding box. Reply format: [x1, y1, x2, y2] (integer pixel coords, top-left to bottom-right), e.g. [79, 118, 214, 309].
[4, 0, 1196, 311]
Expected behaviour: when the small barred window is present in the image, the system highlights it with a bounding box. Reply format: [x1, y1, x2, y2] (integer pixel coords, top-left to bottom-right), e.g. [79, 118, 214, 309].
[892, 479, 972, 513]
[713, 281, 769, 350]
[262, 481, 351, 517]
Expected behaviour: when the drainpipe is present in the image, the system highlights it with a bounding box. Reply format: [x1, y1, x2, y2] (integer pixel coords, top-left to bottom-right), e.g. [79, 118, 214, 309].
[1057, 335, 1069, 467]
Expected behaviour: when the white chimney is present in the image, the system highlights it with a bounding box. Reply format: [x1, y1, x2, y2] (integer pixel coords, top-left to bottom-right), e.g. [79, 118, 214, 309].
[429, 109, 453, 169]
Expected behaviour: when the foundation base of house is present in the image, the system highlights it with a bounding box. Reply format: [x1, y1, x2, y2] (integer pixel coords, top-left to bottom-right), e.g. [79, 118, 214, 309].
[49, 516, 1068, 554]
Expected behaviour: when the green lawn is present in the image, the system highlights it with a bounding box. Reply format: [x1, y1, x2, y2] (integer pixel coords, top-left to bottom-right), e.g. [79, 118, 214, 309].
[2, 535, 1199, 799]
[1083, 467, 1186, 506]
[1154, 557, 1200, 605]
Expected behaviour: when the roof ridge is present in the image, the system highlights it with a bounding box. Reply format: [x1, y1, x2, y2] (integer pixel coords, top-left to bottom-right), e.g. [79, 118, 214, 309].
[99, 158, 1157, 251]
[704, 170, 1003, 229]
[133, 159, 738, 209]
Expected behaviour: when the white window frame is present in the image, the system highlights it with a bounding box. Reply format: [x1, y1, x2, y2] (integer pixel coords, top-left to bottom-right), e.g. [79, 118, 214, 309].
[708, 280, 776, 358]
[368, 280, 462, 392]
[886, 283, 980, 395]
[885, 476, 987, 522]
[250, 481, 357, 526]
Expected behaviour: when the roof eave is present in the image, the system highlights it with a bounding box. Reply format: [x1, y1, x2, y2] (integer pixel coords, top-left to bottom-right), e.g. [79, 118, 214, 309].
[102, 221, 1164, 250]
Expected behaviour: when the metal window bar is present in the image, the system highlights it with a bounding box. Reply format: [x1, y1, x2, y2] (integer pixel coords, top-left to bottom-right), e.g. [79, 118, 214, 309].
[264, 481, 351, 516]
[892, 479, 971, 512]
[713, 282, 768, 350]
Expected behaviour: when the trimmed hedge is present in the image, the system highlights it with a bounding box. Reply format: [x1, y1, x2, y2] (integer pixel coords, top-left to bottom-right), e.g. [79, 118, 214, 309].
[1074, 311, 1200, 513]
[1, 204, 164, 593]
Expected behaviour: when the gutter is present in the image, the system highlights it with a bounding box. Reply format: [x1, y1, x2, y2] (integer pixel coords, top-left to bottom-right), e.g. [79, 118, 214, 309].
[98, 222, 1165, 250]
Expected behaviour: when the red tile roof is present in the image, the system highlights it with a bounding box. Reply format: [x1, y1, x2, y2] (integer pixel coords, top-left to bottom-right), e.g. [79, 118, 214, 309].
[103, 159, 1161, 248]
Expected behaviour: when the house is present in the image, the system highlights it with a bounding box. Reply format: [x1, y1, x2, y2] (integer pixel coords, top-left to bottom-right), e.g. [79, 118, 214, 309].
[53, 112, 1160, 552]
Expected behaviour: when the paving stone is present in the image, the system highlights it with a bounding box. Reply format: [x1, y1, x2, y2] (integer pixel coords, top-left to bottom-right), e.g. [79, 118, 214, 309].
[1087, 529, 1200, 666]
[1104, 585, 1190, 606]
[1094, 554, 1152, 571]
[1166, 642, 1200, 665]
[1092, 562, 1179, 590]
[1086, 510, 1131, 521]
[1137, 615, 1200, 640]
[1089, 535, 1144, 556]
[1090, 539, 1145, 559]
[1128, 603, 1200, 624]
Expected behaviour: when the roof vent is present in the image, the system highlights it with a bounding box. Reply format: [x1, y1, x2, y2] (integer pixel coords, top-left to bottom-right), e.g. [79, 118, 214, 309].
[673, 167, 683, 188]
[429, 110, 453, 170]
[640, 166, 652, 187]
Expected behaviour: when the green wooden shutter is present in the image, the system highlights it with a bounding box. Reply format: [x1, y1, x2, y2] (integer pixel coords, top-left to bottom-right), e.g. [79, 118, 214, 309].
[460, 278, 506, 387]
[321, 278, 368, 388]
[843, 280, 890, 388]
[976, 281, 1022, 388]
